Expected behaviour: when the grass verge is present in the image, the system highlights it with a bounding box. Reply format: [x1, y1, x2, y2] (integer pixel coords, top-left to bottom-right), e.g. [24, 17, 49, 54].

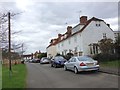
[2, 64, 27, 89]
[100, 60, 120, 68]
[0, 63, 2, 90]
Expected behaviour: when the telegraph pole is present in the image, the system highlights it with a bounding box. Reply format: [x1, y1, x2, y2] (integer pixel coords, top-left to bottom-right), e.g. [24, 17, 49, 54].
[8, 12, 12, 73]
[22, 43, 23, 60]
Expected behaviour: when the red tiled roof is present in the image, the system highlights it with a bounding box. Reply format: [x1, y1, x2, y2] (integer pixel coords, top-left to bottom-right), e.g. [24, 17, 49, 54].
[47, 17, 107, 48]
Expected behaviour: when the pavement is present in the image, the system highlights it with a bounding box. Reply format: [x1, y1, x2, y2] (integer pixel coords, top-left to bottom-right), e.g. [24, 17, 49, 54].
[99, 66, 120, 75]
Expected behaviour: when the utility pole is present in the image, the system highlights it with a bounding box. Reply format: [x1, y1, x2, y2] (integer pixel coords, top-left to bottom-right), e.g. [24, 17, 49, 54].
[8, 12, 12, 73]
[22, 43, 23, 60]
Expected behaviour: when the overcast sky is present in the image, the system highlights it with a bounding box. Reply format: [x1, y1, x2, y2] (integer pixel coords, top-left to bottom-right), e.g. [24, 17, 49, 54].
[0, 0, 119, 54]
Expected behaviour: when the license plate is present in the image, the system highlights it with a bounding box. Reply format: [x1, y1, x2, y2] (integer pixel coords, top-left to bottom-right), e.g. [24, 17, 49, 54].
[87, 63, 94, 66]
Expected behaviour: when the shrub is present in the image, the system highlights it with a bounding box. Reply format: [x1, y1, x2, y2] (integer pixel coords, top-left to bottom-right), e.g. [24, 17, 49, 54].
[93, 53, 120, 62]
[64, 53, 74, 60]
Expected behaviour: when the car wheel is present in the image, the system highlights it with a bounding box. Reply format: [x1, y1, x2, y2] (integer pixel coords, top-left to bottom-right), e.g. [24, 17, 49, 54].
[74, 67, 78, 74]
[95, 69, 99, 73]
[54, 64, 57, 68]
[64, 65, 67, 71]
[51, 64, 53, 67]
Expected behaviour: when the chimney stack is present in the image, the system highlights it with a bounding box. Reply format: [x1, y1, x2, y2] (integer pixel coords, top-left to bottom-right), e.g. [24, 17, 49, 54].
[58, 34, 62, 38]
[80, 16, 87, 25]
[67, 26, 72, 37]
[107, 24, 110, 27]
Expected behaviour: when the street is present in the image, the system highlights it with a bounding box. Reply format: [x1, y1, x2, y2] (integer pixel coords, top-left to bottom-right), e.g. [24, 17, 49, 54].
[26, 63, 118, 88]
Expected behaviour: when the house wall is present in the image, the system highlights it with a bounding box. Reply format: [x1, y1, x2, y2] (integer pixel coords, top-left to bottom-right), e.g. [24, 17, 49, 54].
[56, 30, 84, 56]
[82, 21, 115, 55]
[47, 45, 57, 58]
[56, 20, 115, 56]
[72, 25, 84, 34]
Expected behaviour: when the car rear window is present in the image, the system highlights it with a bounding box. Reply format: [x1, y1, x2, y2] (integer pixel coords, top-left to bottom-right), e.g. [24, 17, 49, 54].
[55, 56, 64, 60]
[77, 56, 94, 61]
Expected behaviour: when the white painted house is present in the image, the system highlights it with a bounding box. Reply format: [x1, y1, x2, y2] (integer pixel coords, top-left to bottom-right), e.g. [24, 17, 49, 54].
[47, 16, 115, 58]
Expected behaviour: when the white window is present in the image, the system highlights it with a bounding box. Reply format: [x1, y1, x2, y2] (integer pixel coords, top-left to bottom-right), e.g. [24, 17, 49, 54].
[58, 44, 60, 48]
[96, 24, 100, 27]
[95, 21, 101, 27]
[68, 38, 71, 44]
[103, 33, 107, 39]
[61, 42, 64, 47]
[74, 35, 77, 42]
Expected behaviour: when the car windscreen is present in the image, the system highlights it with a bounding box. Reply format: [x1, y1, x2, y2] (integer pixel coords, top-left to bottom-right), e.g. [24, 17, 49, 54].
[77, 56, 94, 61]
[42, 57, 47, 60]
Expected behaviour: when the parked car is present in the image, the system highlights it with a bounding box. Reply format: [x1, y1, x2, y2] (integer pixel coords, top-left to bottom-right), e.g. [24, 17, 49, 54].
[51, 56, 67, 68]
[29, 59, 40, 63]
[29, 59, 34, 63]
[64, 56, 99, 74]
[21, 59, 24, 64]
[40, 57, 50, 64]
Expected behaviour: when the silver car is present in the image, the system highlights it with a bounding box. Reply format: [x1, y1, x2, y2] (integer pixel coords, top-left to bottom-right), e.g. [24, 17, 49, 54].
[40, 57, 50, 64]
[64, 56, 99, 74]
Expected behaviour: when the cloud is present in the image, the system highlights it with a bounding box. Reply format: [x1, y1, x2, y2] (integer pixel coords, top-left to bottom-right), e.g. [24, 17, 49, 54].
[104, 17, 118, 31]
[0, 1, 118, 54]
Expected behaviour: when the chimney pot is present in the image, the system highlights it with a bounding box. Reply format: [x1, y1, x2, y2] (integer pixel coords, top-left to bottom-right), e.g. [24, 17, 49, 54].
[67, 26, 72, 37]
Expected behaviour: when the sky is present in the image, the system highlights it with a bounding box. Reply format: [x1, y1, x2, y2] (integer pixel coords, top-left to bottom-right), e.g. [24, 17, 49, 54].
[0, 0, 119, 54]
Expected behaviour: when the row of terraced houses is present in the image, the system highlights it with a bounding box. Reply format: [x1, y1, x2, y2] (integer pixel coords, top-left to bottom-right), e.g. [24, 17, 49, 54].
[46, 16, 119, 58]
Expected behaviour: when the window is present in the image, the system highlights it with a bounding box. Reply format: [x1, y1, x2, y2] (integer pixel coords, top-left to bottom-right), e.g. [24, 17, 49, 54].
[70, 58, 75, 62]
[64, 50, 67, 55]
[61, 42, 64, 47]
[103, 33, 107, 39]
[93, 45, 96, 54]
[78, 56, 94, 61]
[74, 47, 77, 52]
[69, 58, 72, 62]
[96, 24, 101, 27]
[95, 45, 98, 54]
[89, 44, 99, 55]
[69, 49, 72, 53]
[73, 58, 76, 62]
[114, 33, 120, 40]
[90, 45, 92, 54]
[95, 21, 101, 27]
[62, 51, 64, 55]
[68, 38, 71, 44]
[74, 35, 77, 42]
[58, 44, 60, 48]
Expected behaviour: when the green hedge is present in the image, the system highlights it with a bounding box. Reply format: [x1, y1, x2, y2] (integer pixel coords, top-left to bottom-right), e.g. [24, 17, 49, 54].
[93, 53, 120, 62]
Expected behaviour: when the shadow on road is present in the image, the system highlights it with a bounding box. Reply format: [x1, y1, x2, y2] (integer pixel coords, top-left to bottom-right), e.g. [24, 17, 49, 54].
[66, 69, 100, 75]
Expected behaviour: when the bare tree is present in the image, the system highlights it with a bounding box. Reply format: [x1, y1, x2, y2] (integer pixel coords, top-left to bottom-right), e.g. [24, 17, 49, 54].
[0, 12, 25, 60]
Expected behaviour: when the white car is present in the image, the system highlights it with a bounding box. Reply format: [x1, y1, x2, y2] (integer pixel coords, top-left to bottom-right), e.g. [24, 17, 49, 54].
[64, 56, 99, 74]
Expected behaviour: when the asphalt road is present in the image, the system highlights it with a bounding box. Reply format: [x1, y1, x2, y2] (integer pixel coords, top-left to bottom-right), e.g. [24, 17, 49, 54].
[26, 63, 118, 88]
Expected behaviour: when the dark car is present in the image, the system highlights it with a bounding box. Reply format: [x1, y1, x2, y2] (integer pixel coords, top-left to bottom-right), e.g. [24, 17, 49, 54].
[51, 56, 67, 68]
[40, 57, 50, 64]
[30, 59, 40, 63]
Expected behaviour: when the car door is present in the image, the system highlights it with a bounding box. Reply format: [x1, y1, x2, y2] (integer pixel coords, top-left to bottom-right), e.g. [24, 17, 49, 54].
[68, 58, 75, 70]
[66, 58, 72, 70]
[70, 58, 76, 71]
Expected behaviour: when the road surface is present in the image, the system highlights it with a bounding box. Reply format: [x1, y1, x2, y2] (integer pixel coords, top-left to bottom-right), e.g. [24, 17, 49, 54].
[26, 63, 118, 88]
